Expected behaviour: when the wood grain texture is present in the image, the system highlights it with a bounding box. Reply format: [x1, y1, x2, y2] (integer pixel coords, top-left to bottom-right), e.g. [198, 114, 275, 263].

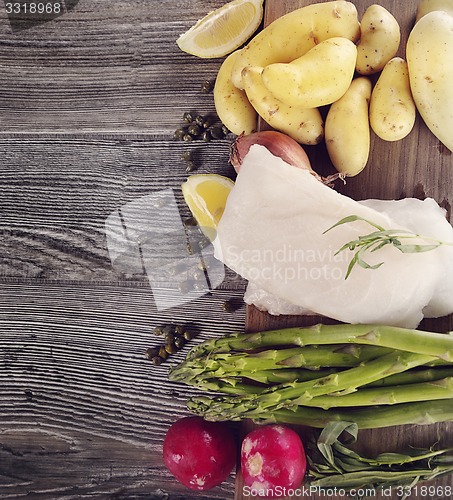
[0, 283, 244, 498]
[0, 0, 244, 497]
[240, 1, 453, 499]
[0, 0, 225, 134]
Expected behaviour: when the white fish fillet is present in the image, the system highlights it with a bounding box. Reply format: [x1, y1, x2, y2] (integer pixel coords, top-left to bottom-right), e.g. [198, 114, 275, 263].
[213, 145, 453, 328]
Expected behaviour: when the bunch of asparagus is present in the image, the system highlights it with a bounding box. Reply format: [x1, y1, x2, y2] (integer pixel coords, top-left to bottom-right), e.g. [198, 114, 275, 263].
[169, 323, 453, 428]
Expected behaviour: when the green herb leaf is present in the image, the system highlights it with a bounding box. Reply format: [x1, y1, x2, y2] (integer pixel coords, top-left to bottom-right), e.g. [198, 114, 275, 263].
[324, 215, 451, 279]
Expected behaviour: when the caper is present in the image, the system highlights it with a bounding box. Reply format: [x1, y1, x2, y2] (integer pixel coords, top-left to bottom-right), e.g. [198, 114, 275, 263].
[184, 217, 197, 227]
[210, 125, 225, 139]
[165, 332, 175, 344]
[181, 150, 193, 162]
[174, 336, 185, 349]
[185, 161, 197, 173]
[158, 346, 168, 359]
[162, 325, 174, 335]
[201, 79, 215, 93]
[174, 128, 186, 140]
[183, 330, 195, 341]
[194, 115, 205, 127]
[221, 125, 229, 136]
[165, 343, 178, 355]
[145, 347, 160, 359]
[151, 356, 163, 365]
[201, 130, 211, 142]
[183, 112, 194, 123]
[188, 124, 201, 136]
[153, 326, 164, 336]
[175, 325, 185, 336]
[183, 134, 193, 142]
[202, 120, 210, 129]
[222, 299, 234, 312]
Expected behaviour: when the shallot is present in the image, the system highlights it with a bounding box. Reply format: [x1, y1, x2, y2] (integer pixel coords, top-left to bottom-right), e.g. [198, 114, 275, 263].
[230, 131, 343, 185]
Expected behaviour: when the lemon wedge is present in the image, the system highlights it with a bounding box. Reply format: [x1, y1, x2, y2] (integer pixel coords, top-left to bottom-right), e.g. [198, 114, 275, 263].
[182, 174, 235, 240]
[176, 0, 264, 59]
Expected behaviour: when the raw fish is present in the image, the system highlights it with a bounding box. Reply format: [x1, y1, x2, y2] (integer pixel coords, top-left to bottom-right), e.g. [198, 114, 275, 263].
[213, 145, 453, 328]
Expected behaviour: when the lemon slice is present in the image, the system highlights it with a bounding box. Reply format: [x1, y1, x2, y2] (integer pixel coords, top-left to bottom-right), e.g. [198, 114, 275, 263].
[182, 174, 234, 240]
[176, 0, 264, 59]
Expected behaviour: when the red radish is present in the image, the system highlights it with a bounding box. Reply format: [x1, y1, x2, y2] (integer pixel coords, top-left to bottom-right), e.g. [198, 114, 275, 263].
[163, 416, 236, 491]
[241, 425, 306, 497]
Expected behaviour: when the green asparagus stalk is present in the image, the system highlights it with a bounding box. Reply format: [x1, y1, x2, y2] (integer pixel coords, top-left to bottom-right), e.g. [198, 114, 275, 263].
[302, 377, 453, 409]
[250, 400, 453, 428]
[188, 351, 435, 420]
[170, 344, 391, 384]
[365, 366, 453, 387]
[186, 323, 453, 362]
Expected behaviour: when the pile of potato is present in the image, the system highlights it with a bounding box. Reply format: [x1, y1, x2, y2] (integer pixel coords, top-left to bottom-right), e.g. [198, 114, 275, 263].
[214, 0, 453, 177]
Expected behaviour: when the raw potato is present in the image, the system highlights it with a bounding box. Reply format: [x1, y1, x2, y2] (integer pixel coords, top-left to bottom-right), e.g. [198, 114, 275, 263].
[407, 11, 453, 152]
[415, 0, 453, 23]
[241, 67, 324, 145]
[231, 1, 360, 89]
[356, 4, 401, 75]
[261, 37, 357, 108]
[325, 77, 372, 176]
[370, 58, 416, 142]
[214, 50, 257, 135]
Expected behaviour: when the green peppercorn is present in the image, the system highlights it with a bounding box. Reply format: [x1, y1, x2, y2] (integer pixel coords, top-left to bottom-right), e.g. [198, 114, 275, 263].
[174, 336, 185, 349]
[183, 134, 193, 142]
[174, 128, 186, 140]
[151, 356, 163, 365]
[210, 125, 225, 139]
[183, 112, 193, 123]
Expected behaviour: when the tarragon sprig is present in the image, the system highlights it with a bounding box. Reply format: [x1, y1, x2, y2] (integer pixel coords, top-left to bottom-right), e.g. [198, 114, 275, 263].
[323, 215, 448, 280]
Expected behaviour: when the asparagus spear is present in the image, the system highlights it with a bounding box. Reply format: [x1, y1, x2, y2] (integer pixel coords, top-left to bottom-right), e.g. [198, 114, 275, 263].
[169, 344, 391, 383]
[186, 323, 453, 361]
[188, 351, 435, 420]
[302, 377, 453, 409]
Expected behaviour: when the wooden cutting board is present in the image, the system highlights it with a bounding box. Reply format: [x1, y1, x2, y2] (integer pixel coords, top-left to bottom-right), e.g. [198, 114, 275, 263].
[235, 1, 453, 498]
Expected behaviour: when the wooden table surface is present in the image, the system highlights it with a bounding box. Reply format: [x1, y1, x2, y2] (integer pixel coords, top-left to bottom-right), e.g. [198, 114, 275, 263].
[0, 1, 452, 499]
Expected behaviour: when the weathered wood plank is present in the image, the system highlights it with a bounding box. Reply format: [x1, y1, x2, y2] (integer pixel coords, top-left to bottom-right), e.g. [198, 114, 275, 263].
[0, 136, 240, 286]
[0, 282, 244, 498]
[0, 0, 225, 134]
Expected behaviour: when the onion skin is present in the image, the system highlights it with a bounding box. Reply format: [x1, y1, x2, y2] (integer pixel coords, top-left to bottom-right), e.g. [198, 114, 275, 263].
[230, 131, 345, 186]
[230, 131, 312, 173]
